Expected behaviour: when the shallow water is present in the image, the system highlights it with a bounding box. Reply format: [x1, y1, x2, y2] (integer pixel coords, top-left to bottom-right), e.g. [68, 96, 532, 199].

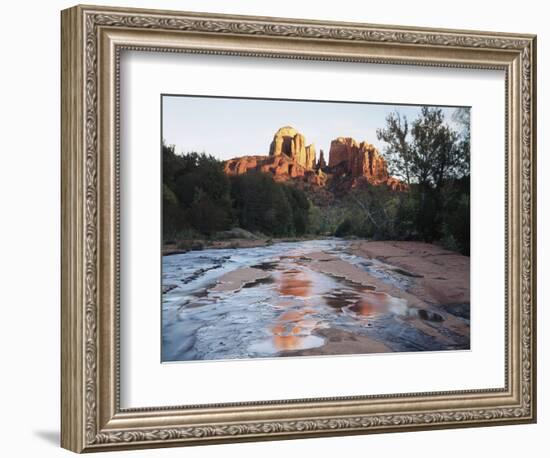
[161, 239, 467, 362]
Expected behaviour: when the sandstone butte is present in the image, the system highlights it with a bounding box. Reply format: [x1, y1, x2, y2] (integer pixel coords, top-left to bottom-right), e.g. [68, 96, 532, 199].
[223, 126, 407, 191]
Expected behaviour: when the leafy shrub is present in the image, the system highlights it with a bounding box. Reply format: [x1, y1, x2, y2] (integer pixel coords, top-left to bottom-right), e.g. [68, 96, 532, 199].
[334, 218, 353, 237]
[230, 172, 309, 237]
[162, 145, 233, 238]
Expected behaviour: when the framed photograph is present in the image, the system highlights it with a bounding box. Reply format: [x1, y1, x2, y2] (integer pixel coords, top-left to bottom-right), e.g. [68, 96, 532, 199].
[61, 4, 537, 453]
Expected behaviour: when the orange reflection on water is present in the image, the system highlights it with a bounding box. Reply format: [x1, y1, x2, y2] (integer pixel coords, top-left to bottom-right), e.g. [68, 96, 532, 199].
[277, 309, 307, 322]
[278, 270, 313, 297]
[270, 297, 322, 351]
[272, 333, 307, 351]
[349, 291, 400, 317]
[266, 263, 408, 352]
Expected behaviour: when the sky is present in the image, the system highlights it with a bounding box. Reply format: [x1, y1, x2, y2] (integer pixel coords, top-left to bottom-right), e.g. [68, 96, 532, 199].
[162, 95, 467, 161]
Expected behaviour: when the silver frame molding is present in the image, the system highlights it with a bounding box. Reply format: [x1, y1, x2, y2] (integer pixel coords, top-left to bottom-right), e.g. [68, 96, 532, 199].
[61, 4, 537, 453]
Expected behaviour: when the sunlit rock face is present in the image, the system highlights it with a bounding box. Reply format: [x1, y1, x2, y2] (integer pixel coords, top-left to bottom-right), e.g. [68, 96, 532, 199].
[269, 126, 316, 170]
[223, 154, 327, 186]
[223, 155, 262, 176]
[224, 126, 325, 185]
[223, 127, 406, 190]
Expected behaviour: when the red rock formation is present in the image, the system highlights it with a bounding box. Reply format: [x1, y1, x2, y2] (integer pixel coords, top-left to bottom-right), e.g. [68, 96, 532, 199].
[328, 137, 389, 182]
[224, 155, 264, 176]
[386, 176, 408, 192]
[224, 154, 327, 186]
[305, 144, 316, 170]
[269, 126, 316, 170]
[328, 137, 357, 168]
[317, 149, 327, 169]
[223, 128, 405, 192]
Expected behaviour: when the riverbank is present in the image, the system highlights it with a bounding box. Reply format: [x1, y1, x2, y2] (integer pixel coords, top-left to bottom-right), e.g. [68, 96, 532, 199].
[347, 240, 470, 313]
[162, 233, 321, 256]
[202, 239, 470, 309]
[289, 241, 469, 356]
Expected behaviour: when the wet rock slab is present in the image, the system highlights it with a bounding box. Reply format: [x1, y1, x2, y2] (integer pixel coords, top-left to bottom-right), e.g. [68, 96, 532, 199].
[209, 267, 272, 293]
[348, 240, 470, 306]
[161, 239, 470, 362]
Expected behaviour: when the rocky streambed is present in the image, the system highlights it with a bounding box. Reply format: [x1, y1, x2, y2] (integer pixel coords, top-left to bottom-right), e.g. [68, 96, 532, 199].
[161, 239, 470, 362]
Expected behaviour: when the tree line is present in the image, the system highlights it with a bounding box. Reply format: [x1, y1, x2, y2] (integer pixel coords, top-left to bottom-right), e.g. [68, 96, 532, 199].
[162, 145, 312, 240]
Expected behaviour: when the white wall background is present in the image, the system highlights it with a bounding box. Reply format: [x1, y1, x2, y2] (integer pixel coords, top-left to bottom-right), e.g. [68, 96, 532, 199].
[0, 0, 546, 456]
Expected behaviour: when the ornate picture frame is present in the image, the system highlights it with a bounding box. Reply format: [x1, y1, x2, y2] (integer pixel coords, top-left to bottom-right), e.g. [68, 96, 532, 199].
[61, 4, 536, 453]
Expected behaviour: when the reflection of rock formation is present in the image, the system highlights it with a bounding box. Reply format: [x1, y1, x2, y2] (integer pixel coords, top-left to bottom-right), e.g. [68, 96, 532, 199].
[270, 268, 322, 351]
[269, 126, 316, 169]
[278, 268, 312, 297]
[223, 126, 406, 191]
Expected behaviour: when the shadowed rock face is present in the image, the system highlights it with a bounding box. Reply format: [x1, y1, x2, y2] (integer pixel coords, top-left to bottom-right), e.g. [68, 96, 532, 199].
[317, 149, 327, 170]
[328, 137, 388, 181]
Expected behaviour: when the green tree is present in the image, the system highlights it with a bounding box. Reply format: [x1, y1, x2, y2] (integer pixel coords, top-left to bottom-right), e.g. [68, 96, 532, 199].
[452, 107, 471, 169]
[378, 108, 468, 189]
[282, 186, 310, 235]
[162, 144, 233, 237]
[230, 173, 295, 236]
[188, 188, 232, 235]
[341, 183, 402, 239]
[408, 107, 466, 188]
[375, 107, 470, 248]
[162, 183, 185, 240]
[439, 175, 470, 254]
[376, 112, 412, 185]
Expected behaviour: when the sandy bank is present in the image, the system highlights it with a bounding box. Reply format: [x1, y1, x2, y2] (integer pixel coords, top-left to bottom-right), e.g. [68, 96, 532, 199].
[347, 240, 470, 308]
